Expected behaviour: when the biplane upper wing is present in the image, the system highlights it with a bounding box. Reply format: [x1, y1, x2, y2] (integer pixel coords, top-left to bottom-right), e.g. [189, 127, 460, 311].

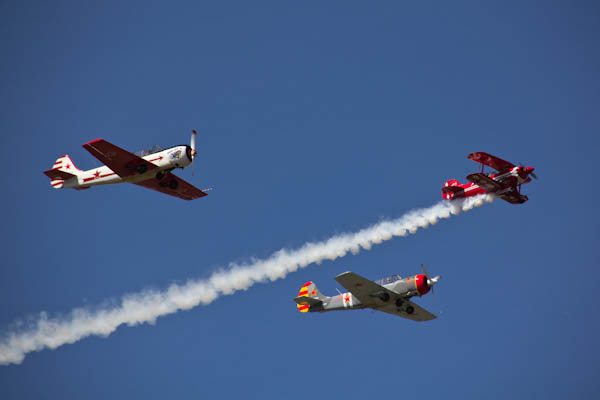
[466, 173, 503, 192]
[377, 300, 437, 322]
[134, 172, 208, 201]
[82, 139, 157, 178]
[334, 272, 396, 306]
[468, 152, 515, 172]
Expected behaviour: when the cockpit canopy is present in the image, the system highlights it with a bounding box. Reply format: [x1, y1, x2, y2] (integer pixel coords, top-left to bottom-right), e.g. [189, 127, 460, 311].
[135, 145, 164, 157]
[375, 274, 402, 286]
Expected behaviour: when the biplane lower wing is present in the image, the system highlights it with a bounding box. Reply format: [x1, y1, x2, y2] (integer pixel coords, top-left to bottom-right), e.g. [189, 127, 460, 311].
[134, 172, 208, 200]
[466, 173, 503, 192]
[335, 272, 396, 306]
[82, 139, 157, 178]
[377, 300, 437, 322]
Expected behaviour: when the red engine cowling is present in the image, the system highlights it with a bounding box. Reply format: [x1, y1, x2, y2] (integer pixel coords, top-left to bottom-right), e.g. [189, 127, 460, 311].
[415, 274, 430, 296]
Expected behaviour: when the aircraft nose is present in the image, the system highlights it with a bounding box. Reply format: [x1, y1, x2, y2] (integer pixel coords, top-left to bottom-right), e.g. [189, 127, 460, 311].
[427, 276, 441, 287]
[526, 166, 538, 180]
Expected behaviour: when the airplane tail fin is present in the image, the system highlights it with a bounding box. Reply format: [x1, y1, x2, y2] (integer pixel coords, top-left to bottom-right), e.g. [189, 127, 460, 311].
[441, 179, 464, 200]
[43, 155, 82, 189]
[295, 281, 327, 313]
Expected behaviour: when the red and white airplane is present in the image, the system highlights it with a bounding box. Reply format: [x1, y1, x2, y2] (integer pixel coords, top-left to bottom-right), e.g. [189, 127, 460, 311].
[43, 131, 209, 200]
[442, 152, 537, 204]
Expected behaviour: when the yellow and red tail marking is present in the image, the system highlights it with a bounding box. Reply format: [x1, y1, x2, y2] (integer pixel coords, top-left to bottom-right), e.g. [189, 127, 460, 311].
[296, 281, 312, 313]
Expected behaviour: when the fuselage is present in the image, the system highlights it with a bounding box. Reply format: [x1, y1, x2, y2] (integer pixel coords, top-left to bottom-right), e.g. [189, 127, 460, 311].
[443, 165, 533, 200]
[322, 274, 430, 312]
[60, 145, 192, 189]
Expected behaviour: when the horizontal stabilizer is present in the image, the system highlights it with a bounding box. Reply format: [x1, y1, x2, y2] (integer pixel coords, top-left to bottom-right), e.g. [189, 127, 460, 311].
[442, 186, 463, 194]
[293, 296, 322, 307]
[44, 168, 77, 180]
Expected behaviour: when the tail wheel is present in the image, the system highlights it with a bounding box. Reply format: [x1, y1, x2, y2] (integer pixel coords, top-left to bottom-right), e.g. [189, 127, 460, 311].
[406, 306, 414, 315]
[169, 180, 178, 190]
[156, 172, 165, 180]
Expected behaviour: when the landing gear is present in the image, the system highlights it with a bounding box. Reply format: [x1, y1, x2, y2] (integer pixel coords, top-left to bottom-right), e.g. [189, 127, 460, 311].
[156, 171, 165, 180]
[370, 291, 390, 302]
[136, 164, 148, 174]
[168, 180, 178, 190]
[406, 306, 414, 315]
[395, 298, 404, 307]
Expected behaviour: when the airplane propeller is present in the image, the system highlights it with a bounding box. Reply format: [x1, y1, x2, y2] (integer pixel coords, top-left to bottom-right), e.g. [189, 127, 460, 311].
[191, 130, 197, 175]
[421, 264, 441, 293]
[530, 171, 538, 180]
[519, 163, 538, 180]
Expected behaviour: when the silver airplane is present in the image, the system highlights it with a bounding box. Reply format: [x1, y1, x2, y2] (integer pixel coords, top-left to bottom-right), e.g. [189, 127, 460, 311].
[294, 265, 440, 321]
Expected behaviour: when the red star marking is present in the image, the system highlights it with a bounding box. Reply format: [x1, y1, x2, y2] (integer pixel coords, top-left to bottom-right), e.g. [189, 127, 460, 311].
[355, 283, 362, 287]
[94, 170, 100, 178]
[65, 164, 70, 169]
[343, 294, 350, 302]
[311, 290, 316, 296]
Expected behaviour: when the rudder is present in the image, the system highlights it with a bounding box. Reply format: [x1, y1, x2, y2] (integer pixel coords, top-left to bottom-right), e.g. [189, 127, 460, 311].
[296, 281, 327, 312]
[43, 155, 82, 189]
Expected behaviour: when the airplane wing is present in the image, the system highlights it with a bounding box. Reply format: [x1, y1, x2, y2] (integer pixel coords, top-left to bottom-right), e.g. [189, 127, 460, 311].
[468, 152, 515, 172]
[466, 173, 503, 192]
[377, 300, 437, 322]
[134, 172, 208, 201]
[82, 139, 157, 178]
[499, 189, 528, 204]
[334, 272, 396, 306]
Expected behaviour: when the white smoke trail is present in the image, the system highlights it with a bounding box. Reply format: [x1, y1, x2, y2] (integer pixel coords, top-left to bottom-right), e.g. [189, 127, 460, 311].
[0, 195, 493, 365]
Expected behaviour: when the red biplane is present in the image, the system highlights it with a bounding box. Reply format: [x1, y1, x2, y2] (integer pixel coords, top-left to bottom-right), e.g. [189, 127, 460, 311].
[442, 152, 536, 204]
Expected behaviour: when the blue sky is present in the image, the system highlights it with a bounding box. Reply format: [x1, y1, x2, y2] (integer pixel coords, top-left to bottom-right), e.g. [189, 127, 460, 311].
[1, 1, 599, 398]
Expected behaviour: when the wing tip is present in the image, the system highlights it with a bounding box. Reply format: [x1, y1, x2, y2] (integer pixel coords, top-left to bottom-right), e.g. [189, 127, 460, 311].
[82, 138, 104, 147]
[334, 271, 353, 279]
[467, 151, 487, 160]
